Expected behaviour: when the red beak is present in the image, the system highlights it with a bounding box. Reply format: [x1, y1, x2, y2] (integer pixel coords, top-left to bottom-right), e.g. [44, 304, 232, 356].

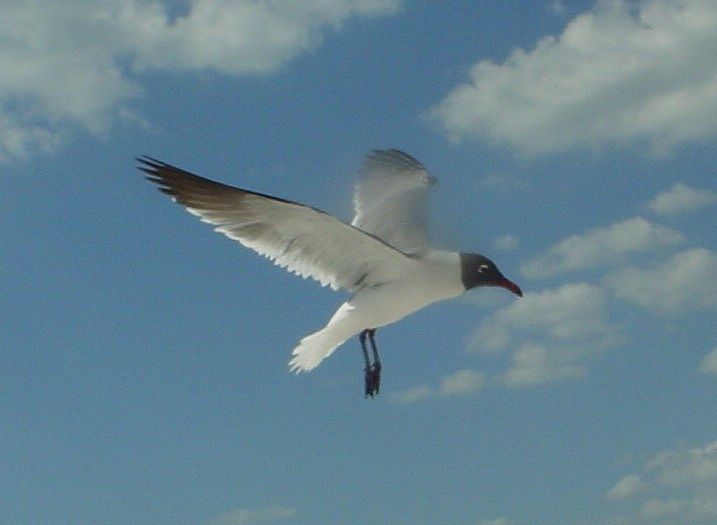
[498, 278, 523, 297]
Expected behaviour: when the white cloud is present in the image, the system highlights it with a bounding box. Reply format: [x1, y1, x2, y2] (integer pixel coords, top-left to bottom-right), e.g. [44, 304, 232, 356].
[391, 369, 486, 402]
[650, 441, 717, 488]
[547, 0, 567, 16]
[606, 247, 717, 313]
[648, 183, 717, 216]
[607, 474, 646, 500]
[478, 518, 511, 525]
[503, 343, 585, 387]
[472, 283, 611, 351]
[521, 217, 683, 279]
[208, 505, 296, 525]
[639, 494, 717, 521]
[0, 0, 400, 160]
[130, 0, 401, 75]
[611, 440, 717, 523]
[391, 384, 432, 403]
[438, 368, 486, 395]
[470, 283, 617, 387]
[494, 233, 520, 252]
[432, 0, 717, 155]
[700, 348, 717, 376]
[638, 497, 689, 520]
[0, 1, 142, 158]
[0, 114, 61, 162]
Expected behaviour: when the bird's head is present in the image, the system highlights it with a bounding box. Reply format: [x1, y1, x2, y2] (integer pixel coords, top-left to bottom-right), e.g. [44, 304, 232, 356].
[460, 253, 522, 297]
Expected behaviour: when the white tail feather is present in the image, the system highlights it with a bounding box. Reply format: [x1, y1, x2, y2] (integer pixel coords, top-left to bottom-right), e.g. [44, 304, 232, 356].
[288, 328, 348, 372]
[289, 301, 360, 373]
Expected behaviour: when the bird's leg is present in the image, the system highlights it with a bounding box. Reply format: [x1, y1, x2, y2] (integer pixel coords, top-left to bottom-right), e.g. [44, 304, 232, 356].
[359, 328, 381, 398]
[367, 329, 381, 395]
[360, 329, 375, 397]
[359, 330, 371, 369]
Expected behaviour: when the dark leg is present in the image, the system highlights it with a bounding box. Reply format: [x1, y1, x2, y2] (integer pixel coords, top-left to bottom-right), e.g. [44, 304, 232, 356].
[367, 329, 381, 395]
[360, 328, 381, 398]
[359, 330, 371, 369]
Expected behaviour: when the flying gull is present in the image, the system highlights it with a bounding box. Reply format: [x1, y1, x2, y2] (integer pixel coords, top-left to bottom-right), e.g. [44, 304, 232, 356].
[138, 150, 522, 397]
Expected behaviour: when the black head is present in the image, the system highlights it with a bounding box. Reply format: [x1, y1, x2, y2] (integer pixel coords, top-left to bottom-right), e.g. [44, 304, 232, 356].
[460, 253, 523, 296]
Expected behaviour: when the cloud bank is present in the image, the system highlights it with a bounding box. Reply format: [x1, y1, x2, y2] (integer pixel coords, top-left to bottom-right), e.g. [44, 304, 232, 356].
[606, 247, 717, 313]
[521, 217, 683, 279]
[460, 183, 714, 389]
[607, 439, 717, 524]
[391, 368, 486, 402]
[700, 348, 717, 376]
[647, 183, 717, 216]
[433, 0, 717, 155]
[469, 282, 617, 387]
[209, 505, 296, 525]
[0, 0, 400, 160]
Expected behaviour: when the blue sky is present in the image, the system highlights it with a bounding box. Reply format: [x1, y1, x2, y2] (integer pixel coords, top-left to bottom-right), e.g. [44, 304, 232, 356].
[2, 1, 716, 524]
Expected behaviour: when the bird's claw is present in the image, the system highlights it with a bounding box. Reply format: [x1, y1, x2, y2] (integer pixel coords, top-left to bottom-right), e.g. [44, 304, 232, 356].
[364, 362, 381, 398]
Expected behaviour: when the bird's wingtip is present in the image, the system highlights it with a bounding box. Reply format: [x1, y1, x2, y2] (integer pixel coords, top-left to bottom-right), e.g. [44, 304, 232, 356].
[136, 155, 165, 169]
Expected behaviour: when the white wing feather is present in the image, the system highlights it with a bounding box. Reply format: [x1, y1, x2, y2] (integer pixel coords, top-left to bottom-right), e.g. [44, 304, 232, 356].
[139, 157, 409, 291]
[351, 149, 435, 256]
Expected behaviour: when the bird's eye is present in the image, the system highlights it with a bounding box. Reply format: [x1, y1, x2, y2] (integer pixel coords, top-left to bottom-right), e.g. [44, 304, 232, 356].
[478, 264, 489, 273]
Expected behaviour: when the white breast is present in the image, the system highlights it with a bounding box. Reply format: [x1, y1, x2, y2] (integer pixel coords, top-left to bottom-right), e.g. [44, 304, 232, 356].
[347, 250, 465, 330]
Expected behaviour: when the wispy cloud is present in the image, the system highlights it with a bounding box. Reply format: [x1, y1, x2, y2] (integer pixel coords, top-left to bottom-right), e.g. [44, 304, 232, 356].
[546, 0, 567, 17]
[607, 439, 717, 524]
[521, 217, 683, 279]
[469, 182, 715, 388]
[391, 384, 433, 403]
[391, 368, 486, 403]
[0, 0, 401, 161]
[478, 518, 512, 525]
[700, 347, 717, 376]
[605, 247, 717, 314]
[432, 0, 717, 155]
[470, 283, 612, 351]
[208, 505, 296, 525]
[469, 282, 617, 388]
[439, 368, 487, 395]
[647, 183, 717, 216]
[607, 474, 646, 501]
[502, 342, 586, 387]
[494, 233, 520, 252]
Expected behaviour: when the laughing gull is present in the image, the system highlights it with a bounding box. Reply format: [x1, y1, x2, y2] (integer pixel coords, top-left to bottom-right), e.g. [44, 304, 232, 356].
[138, 150, 522, 397]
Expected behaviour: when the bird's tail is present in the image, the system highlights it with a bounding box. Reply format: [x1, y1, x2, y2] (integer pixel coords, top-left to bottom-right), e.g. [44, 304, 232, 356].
[288, 326, 348, 373]
[289, 302, 358, 373]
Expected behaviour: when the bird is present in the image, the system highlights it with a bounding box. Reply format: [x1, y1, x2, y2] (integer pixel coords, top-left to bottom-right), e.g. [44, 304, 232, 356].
[138, 150, 522, 397]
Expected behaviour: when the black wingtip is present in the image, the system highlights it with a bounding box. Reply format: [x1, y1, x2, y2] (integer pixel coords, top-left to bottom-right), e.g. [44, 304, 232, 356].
[135, 155, 247, 201]
[136, 156, 173, 193]
[136, 155, 165, 172]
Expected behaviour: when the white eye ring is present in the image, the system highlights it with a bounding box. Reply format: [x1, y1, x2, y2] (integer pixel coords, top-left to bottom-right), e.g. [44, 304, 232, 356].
[478, 264, 489, 273]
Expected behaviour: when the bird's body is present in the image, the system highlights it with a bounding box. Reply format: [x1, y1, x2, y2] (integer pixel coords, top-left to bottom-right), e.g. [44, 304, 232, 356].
[289, 249, 465, 372]
[139, 150, 521, 396]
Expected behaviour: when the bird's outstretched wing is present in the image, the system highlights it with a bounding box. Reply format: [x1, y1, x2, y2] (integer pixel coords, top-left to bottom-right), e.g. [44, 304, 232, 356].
[351, 149, 435, 256]
[139, 157, 410, 291]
